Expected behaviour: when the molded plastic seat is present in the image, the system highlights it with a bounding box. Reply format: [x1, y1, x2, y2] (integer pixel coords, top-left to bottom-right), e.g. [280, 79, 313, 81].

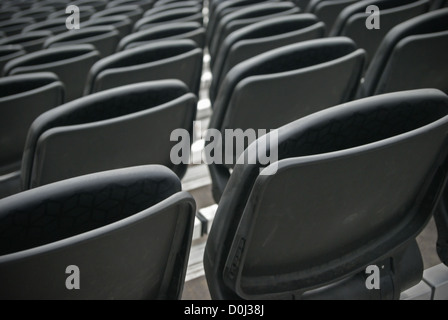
[107, 0, 155, 11]
[90, 5, 144, 24]
[359, 8, 448, 97]
[204, 89, 448, 299]
[118, 22, 205, 50]
[12, 7, 55, 23]
[134, 7, 203, 32]
[210, 14, 326, 103]
[306, 0, 357, 34]
[22, 80, 197, 189]
[0, 18, 35, 37]
[0, 31, 53, 54]
[330, 0, 430, 63]
[155, 0, 202, 6]
[0, 72, 64, 199]
[44, 26, 120, 57]
[22, 18, 71, 35]
[431, 0, 448, 8]
[143, 1, 202, 17]
[208, 37, 365, 202]
[209, 2, 300, 58]
[32, 0, 70, 11]
[0, 7, 19, 22]
[0, 45, 26, 73]
[48, 6, 97, 22]
[3, 45, 100, 101]
[1, 0, 33, 11]
[72, 0, 108, 11]
[0, 165, 196, 300]
[82, 15, 133, 39]
[85, 40, 203, 96]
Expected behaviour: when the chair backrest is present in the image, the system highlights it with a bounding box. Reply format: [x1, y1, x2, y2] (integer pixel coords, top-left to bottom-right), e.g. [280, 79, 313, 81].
[0, 165, 196, 300]
[107, 0, 155, 11]
[134, 7, 203, 32]
[48, 6, 97, 22]
[431, 0, 448, 8]
[0, 18, 35, 37]
[85, 40, 203, 95]
[0, 8, 18, 23]
[12, 6, 54, 23]
[0, 72, 64, 175]
[22, 80, 197, 189]
[22, 18, 70, 36]
[32, 0, 68, 11]
[360, 8, 448, 97]
[82, 15, 133, 39]
[210, 2, 300, 58]
[0, 31, 53, 54]
[210, 14, 325, 103]
[330, 0, 430, 63]
[90, 5, 144, 24]
[72, 0, 108, 11]
[307, 0, 357, 34]
[156, 0, 202, 6]
[4, 45, 100, 101]
[144, 1, 201, 17]
[0, 45, 25, 73]
[44, 26, 120, 57]
[208, 38, 365, 202]
[204, 89, 448, 299]
[118, 22, 205, 50]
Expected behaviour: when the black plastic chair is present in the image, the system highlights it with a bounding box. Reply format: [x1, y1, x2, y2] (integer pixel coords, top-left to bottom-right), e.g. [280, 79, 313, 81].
[143, 1, 202, 17]
[155, 0, 202, 6]
[90, 5, 144, 24]
[0, 72, 64, 199]
[0, 45, 25, 73]
[107, 0, 155, 11]
[72, 0, 108, 11]
[85, 40, 202, 96]
[3, 45, 100, 101]
[330, 0, 430, 63]
[22, 18, 71, 35]
[22, 80, 196, 189]
[12, 6, 55, 23]
[0, 18, 35, 37]
[0, 7, 18, 23]
[209, 2, 300, 58]
[0, 165, 196, 300]
[204, 88, 448, 299]
[32, 0, 70, 11]
[359, 8, 448, 98]
[210, 14, 325, 104]
[0, 31, 53, 54]
[1, 0, 33, 11]
[431, 0, 448, 8]
[208, 37, 365, 202]
[134, 7, 203, 32]
[118, 22, 205, 50]
[48, 6, 97, 22]
[82, 15, 133, 39]
[44, 26, 120, 57]
[306, 0, 357, 34]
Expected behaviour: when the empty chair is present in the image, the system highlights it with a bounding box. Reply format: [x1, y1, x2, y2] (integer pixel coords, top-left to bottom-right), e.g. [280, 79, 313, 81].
[210, 14, 326, 103]
[0, 73, 64, 199]
[48, 6, 97, 22]
[118, 22, 205, 50]
[3, 45, 100, 101]
[431, 0, 448, 8]
[44, 26, 120, 57]
[1, 1, 33, 11]
[209, 2, 300, 58]
[0, 7, 19, 22]
[0, 45, 25, 73]
[204, 88, 448, 299]
[23, 18, 70, 35]
[107, 0, 155, 11]
[12, 7, 55, 23]
[0, 165, 196, 300]
[72, 0, 108, 11]
[359, 8, 448, 97]
[90, 5, 144, 24]
[82, 15, 133, 39]
[134, 7, 203, 32]
[155, 0, 202, 6]
[208, 38, 365, 202]
[32, 0, 70, 11]
[0, 31, 53, 54]
[330, 0, 430, 63]
[0, 18, 35, 37]
[143, 1, 202, 16]
[21, 80, 196, 188]
[306, 0, 357, 34]
[85, 40, 203, 96]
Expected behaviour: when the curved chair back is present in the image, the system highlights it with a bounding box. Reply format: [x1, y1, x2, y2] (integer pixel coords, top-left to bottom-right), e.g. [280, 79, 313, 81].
[143, 1, 202, 17]
[22, 80, 197, 189]
[12, 7, 54, 23]
[90, 5, 144, 24]
[72, 0, 108, 11]
[0, 45, 25, 73]
[22, 18, 71, 36]
[4, 45, 100, 101]
[134, 7, 203, 32]
[205, 89, 448, 299]
[48, 6, 97, 22]
[82, 15, 133, 39]
[107, 0, 155, 11]
[0, 18, 35, 37]
[306, 0, 357, 34]
[0, 31, 52, 54]
[0, 165, 196, 300]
